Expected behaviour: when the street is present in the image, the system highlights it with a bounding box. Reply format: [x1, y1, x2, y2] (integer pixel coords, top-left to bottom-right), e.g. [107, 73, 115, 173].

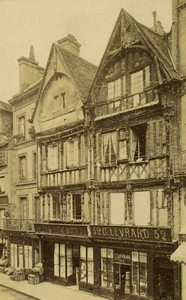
[0, 285, 36, 300]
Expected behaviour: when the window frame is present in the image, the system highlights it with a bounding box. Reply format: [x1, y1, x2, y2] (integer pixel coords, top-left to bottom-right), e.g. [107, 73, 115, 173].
[18, 114, 26, 138]
[19, 154, 27, 181]
[130, 124, 147, 162]
[80, 246, 94, 285]
[72, 194, 82, 220]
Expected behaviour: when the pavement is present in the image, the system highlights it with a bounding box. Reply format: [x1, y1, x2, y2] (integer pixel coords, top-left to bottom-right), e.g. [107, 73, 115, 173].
[0, 272, 105, 300]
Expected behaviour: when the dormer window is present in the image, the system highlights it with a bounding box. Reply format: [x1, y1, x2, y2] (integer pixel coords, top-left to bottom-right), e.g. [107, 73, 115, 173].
[60, 92, 66, 109]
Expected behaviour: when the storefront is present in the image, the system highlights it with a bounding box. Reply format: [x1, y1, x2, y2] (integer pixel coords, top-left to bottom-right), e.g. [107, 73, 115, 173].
[8, 234, 39, 270]
[35, 223, 91, 286]
[90, 225, 180, 300]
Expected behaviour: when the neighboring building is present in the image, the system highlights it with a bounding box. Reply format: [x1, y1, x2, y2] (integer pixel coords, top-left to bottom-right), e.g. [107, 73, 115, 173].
[32, 34, 97, 284]
[0, 101, 13, 258]
[4, 46, 44, 270]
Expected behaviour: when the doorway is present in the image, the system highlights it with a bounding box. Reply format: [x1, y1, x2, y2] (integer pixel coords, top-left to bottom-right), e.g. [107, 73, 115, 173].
[43, 240, 54, 280]
[157, 268, 174, 300]
[114, 263, 131, 300]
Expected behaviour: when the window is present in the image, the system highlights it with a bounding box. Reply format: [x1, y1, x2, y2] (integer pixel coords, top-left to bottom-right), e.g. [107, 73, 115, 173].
[0, 208, 5, 229]
[108, 79, 121, 100]
[48, 144, 58, 170]
[118, 129, 127, 160]
[110, 193, 127, 225]
[101, 248, 114, 290]
[132, 252, 147, 296]
[54, 243, 65, 278]
[10, 243, 32, 269]
[18, 115, 25, 137]
[72, 194, 82, 220]
[0, 176, 5, 193]
[32, 152, 37, 179]
[19, 155, 26, 181]
[61, 92, 66, 109]
[133, 191, 150, 226]
[20, 196, 28, 219]
[52, 194, 60, 219]
[80, 246, 94, 284]
[131, 124, 147, 162]
[0, 148, 6, 166]
[102, 132, 117, 165]
[131, 70, 143, 95]
[66, 139, 78, 167]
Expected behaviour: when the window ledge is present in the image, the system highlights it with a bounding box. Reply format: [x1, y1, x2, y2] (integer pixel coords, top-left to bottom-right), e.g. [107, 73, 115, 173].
[129, 160, 148, 165]
[100, 163, 117, 169]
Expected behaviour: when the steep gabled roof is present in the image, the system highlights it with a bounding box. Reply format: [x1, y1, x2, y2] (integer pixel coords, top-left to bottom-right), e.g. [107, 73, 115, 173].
[90, 8, 180, 93]
[55, 43, 97, 100]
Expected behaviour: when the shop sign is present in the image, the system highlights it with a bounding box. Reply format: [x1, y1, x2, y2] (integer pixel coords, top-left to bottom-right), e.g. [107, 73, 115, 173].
[35, 223, 88, 237]
[90, 225, 172, 243]
[114, 253, 130, 264]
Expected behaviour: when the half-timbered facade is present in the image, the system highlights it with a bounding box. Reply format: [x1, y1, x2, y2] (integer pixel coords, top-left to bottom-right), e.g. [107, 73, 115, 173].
[87, 9, 181, 300]
[32, 35, 97, 285]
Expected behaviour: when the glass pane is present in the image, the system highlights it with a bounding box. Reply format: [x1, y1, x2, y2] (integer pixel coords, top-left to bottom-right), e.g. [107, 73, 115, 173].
[80, 260, 86, 282]
[80, 246, 86, 259]
[88, 260, 94, 284]
[88, 247, 93, 259]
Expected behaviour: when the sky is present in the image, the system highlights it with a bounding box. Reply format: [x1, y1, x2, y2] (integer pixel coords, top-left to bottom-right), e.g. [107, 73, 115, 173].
[0, 0, 172, 103]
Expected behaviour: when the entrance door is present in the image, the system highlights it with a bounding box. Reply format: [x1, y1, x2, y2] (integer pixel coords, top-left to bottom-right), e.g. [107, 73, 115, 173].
[114, 264, 131, 300]
[43, 241, 54, 280]
[157, 268, 174, 300]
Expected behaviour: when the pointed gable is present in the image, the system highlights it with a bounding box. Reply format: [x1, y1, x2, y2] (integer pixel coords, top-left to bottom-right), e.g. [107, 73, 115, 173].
[91, 8, 180, 94]
[33, 36, 97, 134]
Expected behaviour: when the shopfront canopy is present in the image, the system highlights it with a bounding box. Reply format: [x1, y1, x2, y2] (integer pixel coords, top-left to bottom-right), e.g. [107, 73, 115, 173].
[170, 242, 186, 263]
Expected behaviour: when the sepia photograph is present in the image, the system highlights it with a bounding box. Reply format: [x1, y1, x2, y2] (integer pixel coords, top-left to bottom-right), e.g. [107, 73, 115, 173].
[0, 0, 184, 299]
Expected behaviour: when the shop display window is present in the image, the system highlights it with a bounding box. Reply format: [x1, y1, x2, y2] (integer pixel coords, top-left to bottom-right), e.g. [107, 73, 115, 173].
[132, 251, 147, 296]
[80, 246, 94, 284]
[101, 248, 114, 290]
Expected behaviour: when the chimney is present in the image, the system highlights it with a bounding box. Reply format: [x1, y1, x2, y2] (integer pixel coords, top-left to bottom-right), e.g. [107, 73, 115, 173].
[57, 34, 81, 56]
[151, 11, 165, 36]
[17, 46, 44, 92]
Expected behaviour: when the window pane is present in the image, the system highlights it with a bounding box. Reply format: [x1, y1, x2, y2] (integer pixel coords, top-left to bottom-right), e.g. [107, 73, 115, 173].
[131, 70, 143, 95]
[119, 140, 127, 160]
[110, 193, 125, 225]
[114, 78, 121, 97]
[108, 82, 114, 99]
[80, 260, 86, 282]
[80, 246, 86, 259]
[133, 192, 150, 225]
[145, 66, 150, 87]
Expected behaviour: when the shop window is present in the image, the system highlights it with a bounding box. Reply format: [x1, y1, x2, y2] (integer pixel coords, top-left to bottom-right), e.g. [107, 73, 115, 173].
[72, 194, 82, 220]
[133, 191, 150, 226]
[101, 248, 114, 290]
[131, 124, 147, 162]
[132, 252, 147, 296]
[18, 115, 25, 138]
[10, 243, 32, 269]
[54, 243, 65, 278]
[19, 155, 26, 181]
[110, 193, 128, 225]
[118, 129, 127, 160]
[52, 194, 60, 219]
[80, 246, 94, 284]
[48, 144, 58, 170]
[102, 132, 117, 165]
[66, 139, 79, 167]
[67, 247, 73, 277]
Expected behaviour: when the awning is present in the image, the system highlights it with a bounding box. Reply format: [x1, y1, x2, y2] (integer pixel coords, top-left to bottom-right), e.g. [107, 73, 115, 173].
[170, 242, 186, 263]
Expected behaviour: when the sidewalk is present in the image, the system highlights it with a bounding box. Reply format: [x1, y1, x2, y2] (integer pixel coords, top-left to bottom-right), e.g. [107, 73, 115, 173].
[0, 272, 105, 300]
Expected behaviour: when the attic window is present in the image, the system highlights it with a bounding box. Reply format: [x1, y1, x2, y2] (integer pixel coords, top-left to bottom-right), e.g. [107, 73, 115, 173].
[60, 92, 66, 109]
[108, 78, 121, 100]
